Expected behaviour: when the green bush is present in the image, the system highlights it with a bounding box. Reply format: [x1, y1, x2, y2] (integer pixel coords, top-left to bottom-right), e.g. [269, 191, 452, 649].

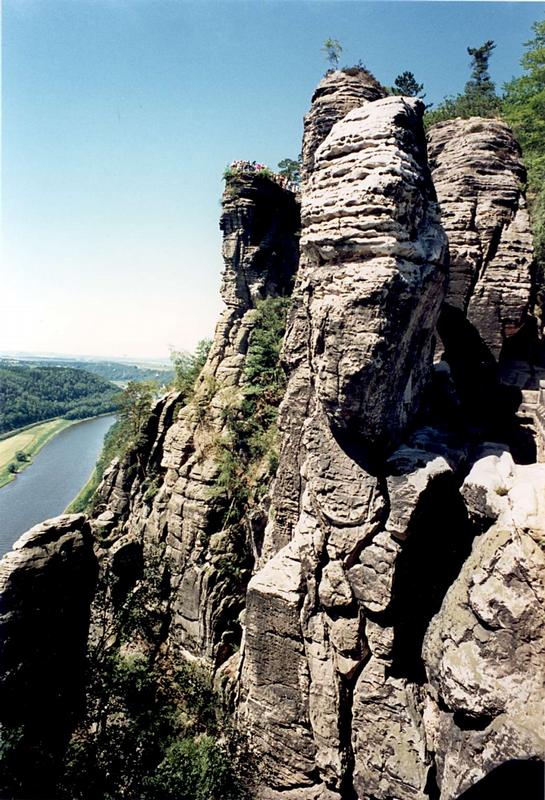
[57, 652, 253, 800]
[213, 296, 290, 510]
[171, 339, 212, 401]
[144, 736, 246, 800]
[202, 296, 290, 602]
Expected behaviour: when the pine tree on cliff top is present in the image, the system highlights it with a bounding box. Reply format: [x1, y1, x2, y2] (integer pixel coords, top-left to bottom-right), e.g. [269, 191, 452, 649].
[425, 38, 501, 125]
[465, 40, 497, 100]
[392, 71, 425, 98]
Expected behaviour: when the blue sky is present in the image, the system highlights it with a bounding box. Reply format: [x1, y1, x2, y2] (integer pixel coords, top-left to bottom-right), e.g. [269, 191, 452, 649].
[2, 0, 543, 360]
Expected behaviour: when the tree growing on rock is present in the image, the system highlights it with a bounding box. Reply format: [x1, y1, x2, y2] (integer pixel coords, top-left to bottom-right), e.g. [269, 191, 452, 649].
[277, 157, 301, 183]
[465, 40, 497, 102]
[392, 70, 425, 98]
[171, 339, 212, 402]
[322, 38, 342, 70]
[114, 380, 158, 452]
[425, 38, 501, 125]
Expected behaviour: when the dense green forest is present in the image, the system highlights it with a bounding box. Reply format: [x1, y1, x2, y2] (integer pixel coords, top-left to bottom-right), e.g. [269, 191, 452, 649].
[2, 357, 174, 386]
[0, 363, 118, 434]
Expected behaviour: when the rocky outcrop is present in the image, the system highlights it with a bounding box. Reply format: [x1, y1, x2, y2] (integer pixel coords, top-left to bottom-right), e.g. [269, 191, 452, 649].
[1, 69, 544, 800]
[240, 95, 450, 799]
[428, 118, 534, 359]
[302, 68, 386, 177]
[89, 173, 300, 667]
[0, 516, 97, 796]
[423, 452, 545, 799]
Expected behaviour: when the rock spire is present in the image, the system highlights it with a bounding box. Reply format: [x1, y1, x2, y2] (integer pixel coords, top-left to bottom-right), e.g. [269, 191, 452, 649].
[428, 117, 534, 358]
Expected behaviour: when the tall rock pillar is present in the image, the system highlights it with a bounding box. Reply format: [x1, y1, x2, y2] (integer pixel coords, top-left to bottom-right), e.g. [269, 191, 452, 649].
[240, 95, 448, 800]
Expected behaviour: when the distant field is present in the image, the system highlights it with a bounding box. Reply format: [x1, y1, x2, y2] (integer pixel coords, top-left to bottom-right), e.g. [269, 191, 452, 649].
[0, 418, 76, 488]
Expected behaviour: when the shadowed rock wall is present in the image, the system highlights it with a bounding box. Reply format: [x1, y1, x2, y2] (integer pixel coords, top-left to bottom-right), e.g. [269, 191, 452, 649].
[0, 516, 97, 797]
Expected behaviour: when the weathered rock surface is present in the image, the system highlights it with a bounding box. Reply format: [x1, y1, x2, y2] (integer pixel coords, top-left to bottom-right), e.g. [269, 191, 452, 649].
[428, 117, 534, 358]
[418, 452, 545, 800]
[537, 379, 545, 462]
[423, 513, 545, 798]
[302, 67, 386, 177]
[90, 173, 300, 666]
[263, 94, 447, 564]
[1, 71, 545, 800]
[461, 449, 545, 535]
[0, 516, 97, 794]
[240, 95, 450, 798]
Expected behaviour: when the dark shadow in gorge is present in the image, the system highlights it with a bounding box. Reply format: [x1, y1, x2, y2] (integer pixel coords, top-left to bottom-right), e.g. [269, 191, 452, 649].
[456, 760, 544, 800]
[438, 304, 536, 463]
[386, 470, 474, 684]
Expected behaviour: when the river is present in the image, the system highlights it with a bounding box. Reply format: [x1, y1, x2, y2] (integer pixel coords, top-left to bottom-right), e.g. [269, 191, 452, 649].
[0, 415, 116, 557]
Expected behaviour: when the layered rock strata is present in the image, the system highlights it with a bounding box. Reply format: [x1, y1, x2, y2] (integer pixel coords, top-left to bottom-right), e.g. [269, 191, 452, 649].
[240, 96, 450, 799]
[1, 71, 544, 800]
[265, 68, 388, 552]
[89, 173, 300, 666]
[301, 68, 387, 177]
[538, 379, 545, 461]
[428, 118, 534, 359]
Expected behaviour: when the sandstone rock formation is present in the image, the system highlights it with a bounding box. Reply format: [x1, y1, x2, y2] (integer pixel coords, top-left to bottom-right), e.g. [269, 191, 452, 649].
[89, 172, 299, 667]
[301, 68, 386, 177]
[1, 68, 544, 800]
[423, 452, 545, 799]
[0, 516, 97, 796]
[428, 118, 534, 359]
[538, 379, 545, 461]
[239, 95, 450, 799]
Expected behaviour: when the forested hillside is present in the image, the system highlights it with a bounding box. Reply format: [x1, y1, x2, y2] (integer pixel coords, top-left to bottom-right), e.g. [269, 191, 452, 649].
[2, 357, 174, 386]
[0, 363, 118, 434]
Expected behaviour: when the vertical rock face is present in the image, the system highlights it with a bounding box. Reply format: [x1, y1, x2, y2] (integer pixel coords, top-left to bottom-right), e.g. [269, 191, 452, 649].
[537, 379, 545, 461]
[0, 516, 97, 796]
[1, 71, 544, 800]
[257, 70, 388, 562]
[91, 173, 300, 666]
[422, 454, 545, 799]
[428, 118, 534, 358]
[302, 99, 447, 447]
[240, 96, 449, 799]
[301, 68, 387, 177]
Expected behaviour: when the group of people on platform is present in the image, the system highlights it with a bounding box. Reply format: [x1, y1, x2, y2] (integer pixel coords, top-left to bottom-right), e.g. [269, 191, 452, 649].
[228, 160, 300, 193]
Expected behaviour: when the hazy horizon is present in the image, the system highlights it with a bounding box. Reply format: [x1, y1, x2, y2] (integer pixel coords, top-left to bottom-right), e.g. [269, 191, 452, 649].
[0, 347, 174, 365]
[3, 0, 542, 359]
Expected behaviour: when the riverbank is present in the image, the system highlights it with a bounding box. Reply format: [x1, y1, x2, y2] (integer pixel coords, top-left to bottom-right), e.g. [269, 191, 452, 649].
[65, 418, 118, 514]
[0, 414, 116, 489]
[0, 415, 116, 556]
